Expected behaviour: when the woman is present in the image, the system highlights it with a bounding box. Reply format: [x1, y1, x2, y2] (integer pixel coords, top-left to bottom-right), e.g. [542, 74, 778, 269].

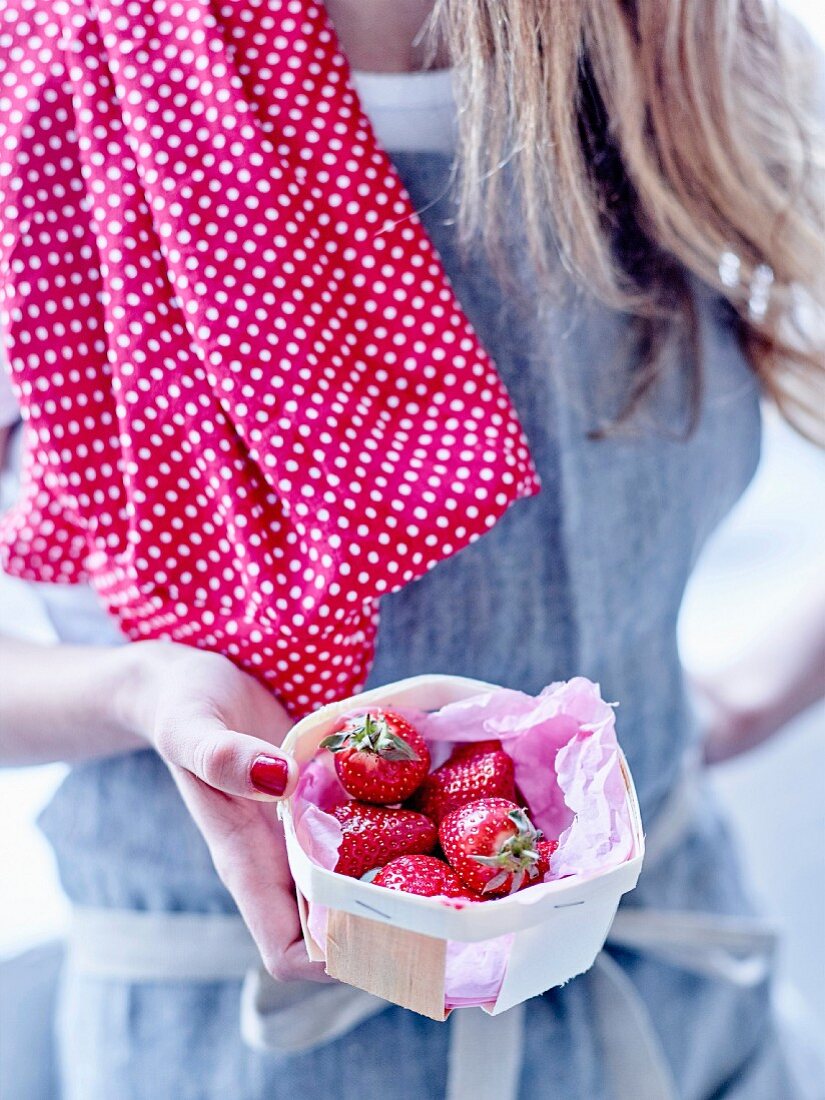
[0, 0, 823, 1097]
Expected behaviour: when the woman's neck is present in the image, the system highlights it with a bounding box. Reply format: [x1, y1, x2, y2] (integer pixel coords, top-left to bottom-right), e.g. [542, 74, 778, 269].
[322, 0, 450, 73]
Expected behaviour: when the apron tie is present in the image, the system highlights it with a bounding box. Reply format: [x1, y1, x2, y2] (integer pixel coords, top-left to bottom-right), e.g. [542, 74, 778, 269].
[590, 952, 680, 1100]
[239, 969, 387, 1055]
[445, 1002, 525, 1100]
[607, 909, 778, 987]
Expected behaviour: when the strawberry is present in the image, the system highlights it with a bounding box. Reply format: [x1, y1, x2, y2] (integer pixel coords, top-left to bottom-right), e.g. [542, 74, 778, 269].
[535, 839, 558, 880]
[410, 748, 515, 824]
[372, 855, 481, 900]
[320, 708, 430, 804]
[332, 801, 437, 879]
[439, 797, 550, 897]
[447, 739, 503, 762]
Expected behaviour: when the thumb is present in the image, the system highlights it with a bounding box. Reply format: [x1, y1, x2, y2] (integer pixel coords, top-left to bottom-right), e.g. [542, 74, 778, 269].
[156, 718, 300, 801]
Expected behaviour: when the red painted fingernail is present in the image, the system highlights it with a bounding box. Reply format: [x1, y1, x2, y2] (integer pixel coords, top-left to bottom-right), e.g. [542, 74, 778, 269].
[250, 754, 290, 797]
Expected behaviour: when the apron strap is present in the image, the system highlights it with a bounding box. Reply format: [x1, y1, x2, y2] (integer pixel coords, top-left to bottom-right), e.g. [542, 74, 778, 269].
[242, 962, 528, 1098]
[590, 953, 679, 1100]
[445, 1003, 525, 1100]
[639, 753, 704, 873]
[67, 908, 259, 982]
[607, 908, 778, 987]
[239, 965, 387, 1054]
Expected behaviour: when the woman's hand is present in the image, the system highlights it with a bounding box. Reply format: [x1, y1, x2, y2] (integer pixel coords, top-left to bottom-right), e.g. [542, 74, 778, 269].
[691, 676, 776, 765]
[125, 641, 331, 984]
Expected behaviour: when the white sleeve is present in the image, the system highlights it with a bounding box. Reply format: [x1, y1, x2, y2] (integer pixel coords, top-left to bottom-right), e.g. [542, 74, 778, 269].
[0, 340, 20, 428]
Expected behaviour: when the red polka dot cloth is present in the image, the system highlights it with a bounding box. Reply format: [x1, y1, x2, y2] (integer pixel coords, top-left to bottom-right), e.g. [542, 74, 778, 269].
[0, 0, 540, 716]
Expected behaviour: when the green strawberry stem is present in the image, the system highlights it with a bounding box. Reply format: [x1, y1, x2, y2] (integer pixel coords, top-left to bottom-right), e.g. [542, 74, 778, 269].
[470, 808, 544, 894]
[320, 711, 420, 762]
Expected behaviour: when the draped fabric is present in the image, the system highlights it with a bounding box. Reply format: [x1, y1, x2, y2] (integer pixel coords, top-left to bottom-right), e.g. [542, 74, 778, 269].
[0, 0, 539, 715]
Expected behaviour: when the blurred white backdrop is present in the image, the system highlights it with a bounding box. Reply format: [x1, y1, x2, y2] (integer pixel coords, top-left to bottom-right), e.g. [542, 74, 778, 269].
[0, 0, 823, 1087]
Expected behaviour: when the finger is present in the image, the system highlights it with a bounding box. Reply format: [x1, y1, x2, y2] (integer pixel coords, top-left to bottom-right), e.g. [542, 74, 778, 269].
[278, 939, 335, 984]
[201, 805, 332, 982]
[245, 893, 334, 984]
[156, 718, 299, 800]
[173, 776, 327, 980]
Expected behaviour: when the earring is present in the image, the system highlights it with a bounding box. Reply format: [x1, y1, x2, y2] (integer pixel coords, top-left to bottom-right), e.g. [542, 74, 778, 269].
[747, 264, 774, 322]
[718, 249, 774, 322]
[718, 250, 741, 289]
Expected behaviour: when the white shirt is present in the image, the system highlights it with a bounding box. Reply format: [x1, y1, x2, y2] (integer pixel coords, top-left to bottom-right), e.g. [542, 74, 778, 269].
[350, 67, 457, 155]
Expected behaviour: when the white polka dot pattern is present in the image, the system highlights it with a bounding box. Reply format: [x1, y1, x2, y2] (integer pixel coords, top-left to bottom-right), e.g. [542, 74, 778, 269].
[0, 0, 540, 716]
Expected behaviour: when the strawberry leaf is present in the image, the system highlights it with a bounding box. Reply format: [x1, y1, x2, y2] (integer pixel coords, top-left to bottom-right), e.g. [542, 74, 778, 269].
[470, 853, 511, 868]
[324, 713, 420, 762]
[508, 870, 526, 894]
[319, 733, 350, 752]
[377, 732, 420, 762]
[482, 870, 511, 894]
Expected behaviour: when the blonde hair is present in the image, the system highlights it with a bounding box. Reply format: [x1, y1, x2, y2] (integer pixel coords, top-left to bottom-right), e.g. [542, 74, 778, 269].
[422, 0, 825, 439]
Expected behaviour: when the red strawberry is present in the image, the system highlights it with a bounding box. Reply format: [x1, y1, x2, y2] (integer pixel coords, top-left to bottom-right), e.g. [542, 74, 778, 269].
[411, 749, 515, 824]
[534, 839, 558, 880]
[320, 708, 430, 804]
[439, 797, 549, 897]
[447, 739, 503, 762]
[332, 802, 437, 879]
[372, 855, 481, 900]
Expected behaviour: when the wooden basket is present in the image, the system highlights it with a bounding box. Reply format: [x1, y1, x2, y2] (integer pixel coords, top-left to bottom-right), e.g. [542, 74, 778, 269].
[279, 674, 644, 1020]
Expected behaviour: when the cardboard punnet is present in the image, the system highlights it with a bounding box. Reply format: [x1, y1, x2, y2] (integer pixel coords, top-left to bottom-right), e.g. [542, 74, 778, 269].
[279, 674, 645, 1020]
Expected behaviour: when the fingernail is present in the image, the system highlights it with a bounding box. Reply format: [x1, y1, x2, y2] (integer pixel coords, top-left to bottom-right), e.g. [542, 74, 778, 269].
[250, 754, 290, 797]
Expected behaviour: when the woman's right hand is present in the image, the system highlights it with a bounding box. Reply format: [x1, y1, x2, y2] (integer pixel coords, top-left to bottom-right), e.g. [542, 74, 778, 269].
[125, 639, 332, 985]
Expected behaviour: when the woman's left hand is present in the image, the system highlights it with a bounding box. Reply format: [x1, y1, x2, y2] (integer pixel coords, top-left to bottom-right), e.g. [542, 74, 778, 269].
[690, 583, 825, 764]
[692, 676, 776, 765]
